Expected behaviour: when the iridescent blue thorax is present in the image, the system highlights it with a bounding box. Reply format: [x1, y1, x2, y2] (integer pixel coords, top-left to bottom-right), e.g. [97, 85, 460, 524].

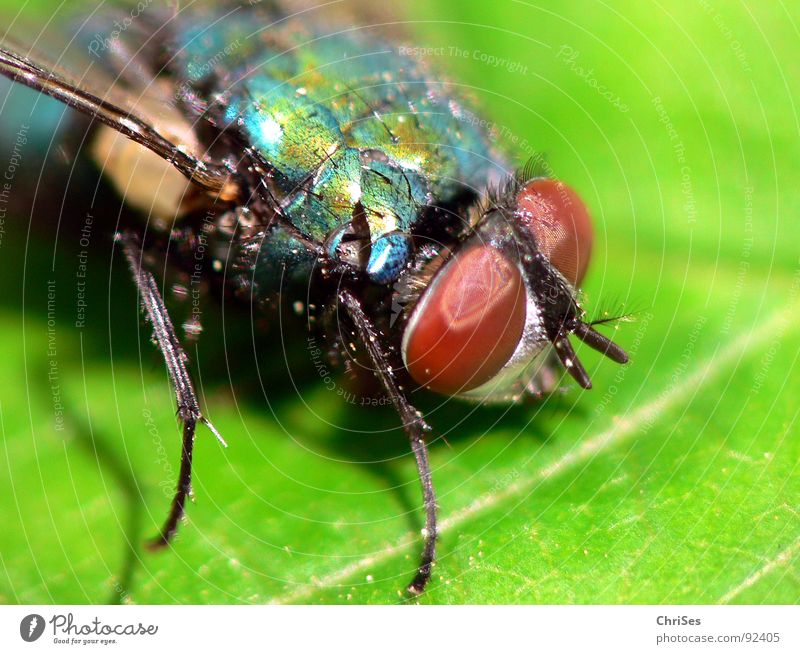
[165, 7, 507, 287]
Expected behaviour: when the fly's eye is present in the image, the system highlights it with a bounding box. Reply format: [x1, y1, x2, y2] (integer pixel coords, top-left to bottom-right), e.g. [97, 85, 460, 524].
[516, 178, 593, 286]
[402, 245, 527, 395]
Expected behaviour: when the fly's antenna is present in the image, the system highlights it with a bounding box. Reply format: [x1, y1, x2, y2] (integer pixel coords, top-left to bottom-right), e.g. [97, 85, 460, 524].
[589, 296, 650, 327]
[572, 321, 629, 364]
[554, 336, 593, 389]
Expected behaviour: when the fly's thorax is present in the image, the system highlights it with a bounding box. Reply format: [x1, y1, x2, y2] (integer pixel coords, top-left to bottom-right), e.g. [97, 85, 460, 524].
[199, 22, 505, 284]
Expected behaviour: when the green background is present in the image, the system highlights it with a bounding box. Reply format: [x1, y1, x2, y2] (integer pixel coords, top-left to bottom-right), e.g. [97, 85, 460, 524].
[0, 0, 798, 604]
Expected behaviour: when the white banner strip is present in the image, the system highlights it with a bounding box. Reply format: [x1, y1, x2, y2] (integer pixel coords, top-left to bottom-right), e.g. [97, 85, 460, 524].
[0, 605, 797, 653]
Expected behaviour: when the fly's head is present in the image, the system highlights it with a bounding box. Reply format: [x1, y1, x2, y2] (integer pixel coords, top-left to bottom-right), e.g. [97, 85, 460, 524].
[398, 175, 628, 402]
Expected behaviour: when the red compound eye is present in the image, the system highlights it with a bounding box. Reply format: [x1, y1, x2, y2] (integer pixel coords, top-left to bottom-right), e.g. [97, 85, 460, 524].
[403, 245, 526, 395]
[516, 178, 593, 286]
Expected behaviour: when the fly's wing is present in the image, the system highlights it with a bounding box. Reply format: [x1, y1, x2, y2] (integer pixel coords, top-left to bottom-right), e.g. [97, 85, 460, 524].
[0, 5, 230, 193]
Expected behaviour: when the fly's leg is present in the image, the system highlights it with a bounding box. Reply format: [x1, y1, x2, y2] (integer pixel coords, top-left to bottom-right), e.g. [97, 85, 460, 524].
[338, 289, 437, 595]
[117, 231, 226, 549]
[407, 432, 437, 594]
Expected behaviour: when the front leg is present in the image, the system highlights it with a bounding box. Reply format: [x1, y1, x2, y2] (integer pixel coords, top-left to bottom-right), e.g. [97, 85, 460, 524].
[117, 231, 226, 549]
[338, 288, 437, 595]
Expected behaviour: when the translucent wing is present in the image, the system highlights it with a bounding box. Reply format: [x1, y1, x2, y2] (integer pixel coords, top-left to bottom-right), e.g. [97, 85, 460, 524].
[0, 5, 230, 192]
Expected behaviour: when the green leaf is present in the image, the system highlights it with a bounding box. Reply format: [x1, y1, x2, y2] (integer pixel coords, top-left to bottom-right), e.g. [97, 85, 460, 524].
[1, 0, 798, 604]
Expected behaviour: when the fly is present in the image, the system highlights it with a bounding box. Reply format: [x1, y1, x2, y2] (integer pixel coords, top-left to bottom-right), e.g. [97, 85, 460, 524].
[0, 0, 628, 595]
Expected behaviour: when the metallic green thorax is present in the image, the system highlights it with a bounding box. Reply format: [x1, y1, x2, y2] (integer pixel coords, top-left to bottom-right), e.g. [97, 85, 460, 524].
[170, 6, 504, 287]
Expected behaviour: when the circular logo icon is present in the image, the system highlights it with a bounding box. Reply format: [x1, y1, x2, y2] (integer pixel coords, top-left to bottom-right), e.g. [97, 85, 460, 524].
[20, 614, 45, 642]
